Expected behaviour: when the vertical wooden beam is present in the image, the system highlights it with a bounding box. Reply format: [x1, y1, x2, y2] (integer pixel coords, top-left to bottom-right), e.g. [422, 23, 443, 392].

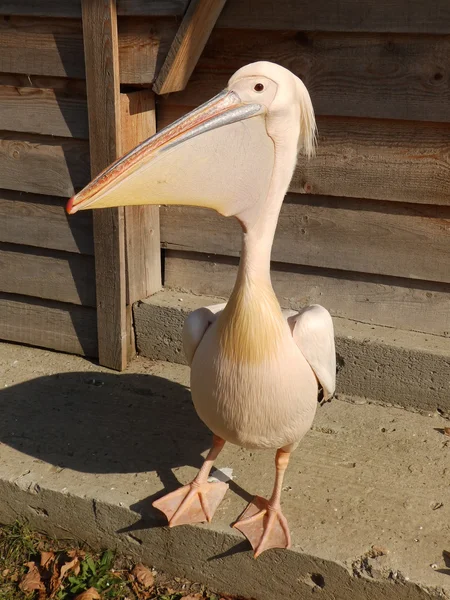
[120, 90, 162, 306]
[82, 0, 128, 370]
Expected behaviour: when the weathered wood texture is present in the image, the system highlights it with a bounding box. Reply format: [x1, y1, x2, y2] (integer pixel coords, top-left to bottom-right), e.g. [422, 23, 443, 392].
[0, 82, 88, 138]
[153, 0, 226, 94]
[0, 292, 97, 356]
[0, 189, 93, 254]
[0, 133, 89, 197]
[0, 16, 176, 84]
[164, 251, 450, 337]
[0, 243, 95, 306]
[157, 107, 450, 206]
[121, 90, 162, 304]
[217, 0, 450, 33]
[82, 0, 127, 370]
[3, 0, 450, 32]
[0, 1, 188, 18]
[163, 30, 450, 123]
[160, 197, 450, 283]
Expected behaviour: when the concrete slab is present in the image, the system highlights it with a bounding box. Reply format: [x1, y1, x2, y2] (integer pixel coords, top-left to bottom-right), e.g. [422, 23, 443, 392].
[0, 341, 449, 600]
[133, 290, 450, 414]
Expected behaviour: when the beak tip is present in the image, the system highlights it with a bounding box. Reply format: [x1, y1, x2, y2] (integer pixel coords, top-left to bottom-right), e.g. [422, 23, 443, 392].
[66, 196, 77, 215]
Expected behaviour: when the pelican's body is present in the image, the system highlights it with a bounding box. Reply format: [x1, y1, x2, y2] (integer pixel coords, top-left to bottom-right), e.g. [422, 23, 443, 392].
[190, 310, 317, 450]
[67, 61, 336, 557]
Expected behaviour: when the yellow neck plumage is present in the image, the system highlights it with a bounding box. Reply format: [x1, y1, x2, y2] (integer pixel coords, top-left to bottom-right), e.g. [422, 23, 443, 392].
[218, 273, 285, 364]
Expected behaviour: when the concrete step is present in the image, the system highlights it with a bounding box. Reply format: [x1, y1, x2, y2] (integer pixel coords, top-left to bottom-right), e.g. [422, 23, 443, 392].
[133, 289, 450, 415]
[0, 342, 449, 600]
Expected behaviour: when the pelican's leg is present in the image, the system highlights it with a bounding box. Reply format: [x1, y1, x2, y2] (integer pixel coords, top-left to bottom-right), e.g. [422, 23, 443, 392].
[152, 435, 228, 527]
[233, 449, 291, 557]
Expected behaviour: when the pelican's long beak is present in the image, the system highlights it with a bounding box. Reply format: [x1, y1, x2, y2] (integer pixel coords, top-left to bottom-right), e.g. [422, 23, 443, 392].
[67, 90, 273, 216]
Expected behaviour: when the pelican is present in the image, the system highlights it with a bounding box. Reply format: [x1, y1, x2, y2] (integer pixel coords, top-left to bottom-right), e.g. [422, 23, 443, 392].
[67, 62, 336, 557]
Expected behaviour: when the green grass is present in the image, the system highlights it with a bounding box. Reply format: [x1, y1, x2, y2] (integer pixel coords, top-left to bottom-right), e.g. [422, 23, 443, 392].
[0, 521, 231, 600]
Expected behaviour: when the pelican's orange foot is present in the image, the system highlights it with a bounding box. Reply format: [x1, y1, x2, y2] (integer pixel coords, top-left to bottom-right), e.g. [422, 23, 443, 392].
[152, 481, 229, 527]
[233, 496, 291, 558]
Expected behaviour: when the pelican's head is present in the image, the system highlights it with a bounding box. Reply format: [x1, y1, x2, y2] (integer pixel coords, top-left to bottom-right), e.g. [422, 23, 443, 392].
[67, 61, 316, 224]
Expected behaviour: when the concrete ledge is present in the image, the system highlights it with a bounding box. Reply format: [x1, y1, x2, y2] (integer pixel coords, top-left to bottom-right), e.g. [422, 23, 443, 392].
[1, 342, 448, 600]
[134, 290, 450, 415]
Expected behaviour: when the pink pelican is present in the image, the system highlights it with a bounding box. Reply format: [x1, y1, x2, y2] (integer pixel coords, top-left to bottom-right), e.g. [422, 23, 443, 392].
[67, 62, 336, 557]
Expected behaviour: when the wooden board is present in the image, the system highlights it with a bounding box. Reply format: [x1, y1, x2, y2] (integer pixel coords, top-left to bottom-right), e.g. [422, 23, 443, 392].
[82, 0, 127, 371]
[164, 30, 450, 123]
[164, 251, 450, 337]
[0, 189, 93, 254]
[157, 106, 450, 206]
[217, 0, 450, 33]
[160, 196, 450, 283]
[3, 0, 448, 32]
[0, 292, 97, 356]
[153, 0, 226, 94]
[0, 243, 96, 306]
[0, 133, 90, 197]
[121, 90, 162, 304]
[0, 84, 88, 138]
[0, 0, 188, 18]
[117, 17, 177, 84]
[0, 15, 176, 84]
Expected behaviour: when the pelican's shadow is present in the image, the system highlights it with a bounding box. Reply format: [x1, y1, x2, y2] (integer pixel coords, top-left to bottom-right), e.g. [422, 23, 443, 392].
[0, 370, 209, 496]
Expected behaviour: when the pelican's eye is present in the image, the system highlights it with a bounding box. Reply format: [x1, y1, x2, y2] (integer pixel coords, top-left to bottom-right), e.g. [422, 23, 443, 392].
[254, 83, 264, 92]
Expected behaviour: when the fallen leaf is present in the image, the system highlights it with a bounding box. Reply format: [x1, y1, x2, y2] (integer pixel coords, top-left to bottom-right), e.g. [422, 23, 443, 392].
[19, 562, 45, 593]
[49, 554, 80, 597]
[132, 563, 154, 588]
[74, 587, 101, 600]
[444, 427, 450, 437]
[1, 568, 9, 577]
[40, 550, 55, 570]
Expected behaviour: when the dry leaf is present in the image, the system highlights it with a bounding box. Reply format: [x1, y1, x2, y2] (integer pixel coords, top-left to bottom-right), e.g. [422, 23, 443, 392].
[1, 568, 9, 577]
[40, 550, 55, 570]
[132, 563, 154, 588]
[74, 587, 101, 600]
[444, 427, 450, 437]
[19, 562, 44, 593]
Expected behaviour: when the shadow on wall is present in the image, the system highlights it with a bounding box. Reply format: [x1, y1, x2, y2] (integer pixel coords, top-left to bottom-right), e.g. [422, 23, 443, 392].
[0, 371, 210, 483]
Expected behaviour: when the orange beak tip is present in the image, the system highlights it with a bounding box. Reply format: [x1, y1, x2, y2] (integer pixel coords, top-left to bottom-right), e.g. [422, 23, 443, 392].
[66, 196, 77, 215]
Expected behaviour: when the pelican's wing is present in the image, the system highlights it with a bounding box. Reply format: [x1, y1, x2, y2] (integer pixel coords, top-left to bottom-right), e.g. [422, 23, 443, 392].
[286, 305, 336, 400]
[182, 303, 226, 366]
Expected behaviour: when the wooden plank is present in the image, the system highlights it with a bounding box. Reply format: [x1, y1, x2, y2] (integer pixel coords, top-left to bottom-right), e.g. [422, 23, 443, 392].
[0, 243, 96, 306]
[157, 106, 450, 205]
[160, 196, 450, 283]
[0, 292, 97, 356]
[153, 0, 226, 95]
[0, 189, 93, 254]
[163, 31, 450, 123]
[0, 133, 90, 197]
[0, 16, 176, 84]
[117, 17, 177, 85]
[121, 90, 162, 304]
[0, 84, 88, 138]
[164, 251, 450, 337]
[217, 0, 450, 33]
[82, 0, 127, 371]
[0, 0, 188, 18]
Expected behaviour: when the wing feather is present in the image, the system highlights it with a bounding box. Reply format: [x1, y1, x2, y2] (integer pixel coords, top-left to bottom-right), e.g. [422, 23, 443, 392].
[286, 305, 336, 400]
[182, 303, 226, 365]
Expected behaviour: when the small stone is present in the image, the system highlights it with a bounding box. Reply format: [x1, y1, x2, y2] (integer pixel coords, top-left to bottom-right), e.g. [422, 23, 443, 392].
[431, 563, 438, 570]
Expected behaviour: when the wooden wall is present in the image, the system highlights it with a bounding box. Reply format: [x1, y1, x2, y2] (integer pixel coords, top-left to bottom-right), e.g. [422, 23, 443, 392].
[1, 0, 449, 358]
[0, 2, 178, 356]
[157, 4, 450, 338]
